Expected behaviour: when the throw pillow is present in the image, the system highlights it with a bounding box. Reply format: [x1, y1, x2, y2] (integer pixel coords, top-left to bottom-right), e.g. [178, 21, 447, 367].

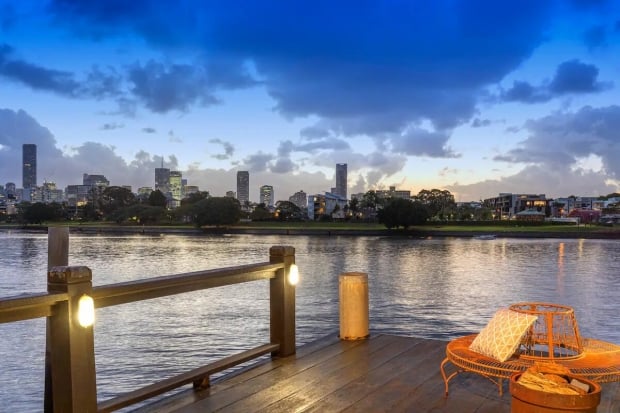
[469, 308, 538, 362]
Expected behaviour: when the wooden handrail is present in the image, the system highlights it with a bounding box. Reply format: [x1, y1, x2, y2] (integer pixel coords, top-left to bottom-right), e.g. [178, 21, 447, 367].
[0, 292, 68, 323]
[91, 262, 282, 308]
[0, 230, 297, 413]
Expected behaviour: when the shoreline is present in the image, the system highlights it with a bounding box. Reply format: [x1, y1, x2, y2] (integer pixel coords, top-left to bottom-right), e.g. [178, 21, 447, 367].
[1, 224, 619, 239]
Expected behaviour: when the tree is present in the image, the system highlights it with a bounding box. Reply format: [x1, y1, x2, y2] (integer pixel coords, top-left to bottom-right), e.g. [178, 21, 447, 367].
[275, 200, 302, 221]
[192, 197, 242, 227]
[378, 198, 430, 229]
[22, 202, 65, 224]
[100, 186, 136, 216]
[148, 189, 168, 207]
[180, 191, 210, 206]
[250, 203, 273, 221]
[414, 189, 455, 219]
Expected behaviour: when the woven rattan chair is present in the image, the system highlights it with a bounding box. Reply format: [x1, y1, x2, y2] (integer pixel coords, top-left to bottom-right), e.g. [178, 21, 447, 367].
[440, 303, 620, 396]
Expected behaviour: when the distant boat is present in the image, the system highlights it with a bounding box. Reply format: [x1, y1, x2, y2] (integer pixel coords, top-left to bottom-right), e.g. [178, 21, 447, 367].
[474, 234, 496, 240]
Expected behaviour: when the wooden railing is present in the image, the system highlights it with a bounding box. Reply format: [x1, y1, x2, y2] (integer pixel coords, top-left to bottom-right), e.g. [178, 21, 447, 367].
[0, 228, 297, 412]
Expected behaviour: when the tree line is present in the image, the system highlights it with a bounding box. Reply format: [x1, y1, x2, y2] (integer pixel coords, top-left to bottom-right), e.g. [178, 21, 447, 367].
[6, 187, 617, 229]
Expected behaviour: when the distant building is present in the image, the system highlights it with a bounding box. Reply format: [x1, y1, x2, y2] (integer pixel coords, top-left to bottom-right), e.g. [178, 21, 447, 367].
[65, 185, 93, 208]
[184, 185, 199, 196]
[169, 171, 182, 207]
[83, 174, 109, 187]
[289, 190, 307, 209]
[335, 163, 347, 199]
[260, 185, 274, 207]
[155, 166, 170, 196]
[237, 171, 249, 204]
[308, 192, 347, 220]
[137, 187, 153, 198]
[483, 193, 549, 219]
[226, 191, 236, 198]
[375, 186, 411, 200]
[22, 144, 37, 189]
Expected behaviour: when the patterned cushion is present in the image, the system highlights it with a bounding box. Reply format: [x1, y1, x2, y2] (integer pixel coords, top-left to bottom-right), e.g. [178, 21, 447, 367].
[469, 308, 538, 362]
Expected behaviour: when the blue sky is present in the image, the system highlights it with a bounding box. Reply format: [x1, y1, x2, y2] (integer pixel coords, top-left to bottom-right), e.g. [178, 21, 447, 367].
[1, 0, 619, 202]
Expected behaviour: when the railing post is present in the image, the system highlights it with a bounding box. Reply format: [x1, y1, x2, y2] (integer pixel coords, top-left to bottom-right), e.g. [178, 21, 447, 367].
[45, 227, 69, 412]
[47, 266, 97, 412]
[269, 246, 296, 357]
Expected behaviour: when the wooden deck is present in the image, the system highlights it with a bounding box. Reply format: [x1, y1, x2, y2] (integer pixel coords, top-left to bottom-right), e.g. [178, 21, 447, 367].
[138, 333, 620, 413]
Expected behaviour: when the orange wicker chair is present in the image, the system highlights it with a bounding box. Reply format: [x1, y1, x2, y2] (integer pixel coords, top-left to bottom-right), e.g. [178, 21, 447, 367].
[440, 303, 620, 396]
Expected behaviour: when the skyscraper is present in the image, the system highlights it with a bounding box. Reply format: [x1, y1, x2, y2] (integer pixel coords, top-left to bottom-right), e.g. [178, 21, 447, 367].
[155, 161, 170, 196]
[237, 171, 249, 204]
[169, 170, 182, 205]
[260, 185, 274, 207]
[336, 163, 347, 199]
[22, 144, 37, 189]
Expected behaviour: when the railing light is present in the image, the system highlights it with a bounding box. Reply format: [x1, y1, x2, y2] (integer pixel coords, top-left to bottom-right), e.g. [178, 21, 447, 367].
[288, 264, 300, 286]
[77, 294, 95, 327]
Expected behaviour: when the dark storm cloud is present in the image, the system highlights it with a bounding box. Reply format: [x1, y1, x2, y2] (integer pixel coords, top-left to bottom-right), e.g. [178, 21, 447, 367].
[496, 105, 620, 179]
[500, 60, 609, 103]
[127, 61, 218, 113]
[0, 44, 80, 95]
[548, 60, 608, 93]
[47, 0, 554, 142]
[583, 25, 607, 50]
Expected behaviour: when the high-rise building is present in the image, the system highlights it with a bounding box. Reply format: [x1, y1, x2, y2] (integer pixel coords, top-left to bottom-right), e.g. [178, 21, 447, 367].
[155, 166, 170, 196]
[260, 185, 274, 207]
[169, 171, 182, 207]
[83, 174, 110, 187]
[237, 171, 249, 204]
[336, 163, 347, 199]
[289, 190, 307, 209]
[22, 144, 37, 189]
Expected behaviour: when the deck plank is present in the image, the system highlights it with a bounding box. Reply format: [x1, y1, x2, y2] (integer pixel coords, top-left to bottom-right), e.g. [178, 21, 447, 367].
[138, 333, 620, 413]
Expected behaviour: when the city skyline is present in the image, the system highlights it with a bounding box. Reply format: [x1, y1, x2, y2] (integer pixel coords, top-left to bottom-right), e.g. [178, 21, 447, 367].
[1, 1, 620, 202]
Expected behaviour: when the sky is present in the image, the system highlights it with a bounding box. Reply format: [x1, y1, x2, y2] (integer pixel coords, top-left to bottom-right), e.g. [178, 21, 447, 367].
[1, 0, 619, 203]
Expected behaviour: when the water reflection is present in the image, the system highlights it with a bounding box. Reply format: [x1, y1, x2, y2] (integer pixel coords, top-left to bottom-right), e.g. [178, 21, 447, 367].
[0, 232, 618, 411]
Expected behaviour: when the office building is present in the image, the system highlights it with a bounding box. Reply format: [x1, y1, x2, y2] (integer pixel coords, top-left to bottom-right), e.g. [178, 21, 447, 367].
[169, 171, 182, 206]
[289, 190, 307, 209]
[155, 166, 170, 196]
[83, 174, 109, 187]
[260, 185, 274, 207]
[335, 163, 347, 199]
[237, 171, 249, 204]
[22, 144, 37, 189]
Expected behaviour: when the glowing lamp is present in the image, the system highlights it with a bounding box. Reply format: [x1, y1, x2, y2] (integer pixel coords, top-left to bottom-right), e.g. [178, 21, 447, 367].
[288, 264, 300, 286]
[77, 294, 95, 327]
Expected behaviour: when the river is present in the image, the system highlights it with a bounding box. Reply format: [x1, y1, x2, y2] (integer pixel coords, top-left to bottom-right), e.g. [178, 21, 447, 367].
[1, 231, 619, 411]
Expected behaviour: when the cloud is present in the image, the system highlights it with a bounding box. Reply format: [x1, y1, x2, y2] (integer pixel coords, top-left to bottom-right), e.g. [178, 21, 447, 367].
[168, 130, 182, 143]
[209, 138, 235, 160]
[101, 122, 124, 130]
[471, 118, 492, 128]
[47, 1, 555, 136]
[454, 105, 620, 200]
[141, 127, 156, 133]
[389, 128, 459, 158]
[500, 60, 610, 103]
[448, 165, 616, 201]
[583, 25, 607, 50]
[0, 44, 80, 96]
[500, 105, 620, 177]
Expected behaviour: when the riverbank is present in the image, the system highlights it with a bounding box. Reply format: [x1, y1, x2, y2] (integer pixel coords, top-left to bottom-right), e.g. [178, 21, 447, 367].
[1, 223, 619, 239]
